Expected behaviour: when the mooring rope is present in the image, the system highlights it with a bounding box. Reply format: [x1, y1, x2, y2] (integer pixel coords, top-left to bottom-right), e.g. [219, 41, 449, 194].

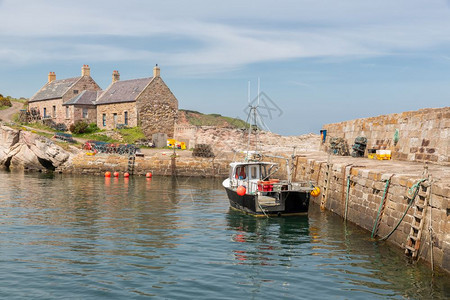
[371, 175, 394, 238]
[344, 174, 351, 222]
[380, 178, 427, 241]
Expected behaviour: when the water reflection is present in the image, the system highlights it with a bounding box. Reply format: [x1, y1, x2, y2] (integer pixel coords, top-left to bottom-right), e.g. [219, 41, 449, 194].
[306, 204, 450, 299]
[227, 211, 310, 268]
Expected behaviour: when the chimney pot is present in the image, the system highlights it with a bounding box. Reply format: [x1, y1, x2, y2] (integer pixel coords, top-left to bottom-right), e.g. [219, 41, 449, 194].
[48, 71, 56, 83]
[153, 64, 160, 77]
[81, 64, 91, 76]
[112, 70, 120, 83]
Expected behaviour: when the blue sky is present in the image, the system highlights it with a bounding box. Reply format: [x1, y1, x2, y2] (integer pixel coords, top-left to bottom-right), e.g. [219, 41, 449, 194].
[1, 0, 450, 135]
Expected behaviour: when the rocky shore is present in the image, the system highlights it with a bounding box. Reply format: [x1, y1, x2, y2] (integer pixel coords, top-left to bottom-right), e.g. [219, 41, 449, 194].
[0, 126, 75, 172]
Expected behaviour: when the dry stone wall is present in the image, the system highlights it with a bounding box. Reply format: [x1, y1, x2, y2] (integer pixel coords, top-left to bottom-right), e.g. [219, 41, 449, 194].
[322, 107, 450, 164]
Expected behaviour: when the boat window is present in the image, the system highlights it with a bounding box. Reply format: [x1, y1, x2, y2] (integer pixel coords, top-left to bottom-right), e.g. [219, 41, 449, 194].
[249, 165, 259, 180]
[261, 165, 267, 179]
[235, 166, 247, 179]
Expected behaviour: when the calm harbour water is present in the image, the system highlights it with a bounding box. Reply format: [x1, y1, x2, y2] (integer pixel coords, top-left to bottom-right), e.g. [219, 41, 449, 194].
[0, 171, 448, 299]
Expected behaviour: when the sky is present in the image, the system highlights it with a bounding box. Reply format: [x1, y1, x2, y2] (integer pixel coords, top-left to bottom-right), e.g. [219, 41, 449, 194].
[1, 0, 450, 135]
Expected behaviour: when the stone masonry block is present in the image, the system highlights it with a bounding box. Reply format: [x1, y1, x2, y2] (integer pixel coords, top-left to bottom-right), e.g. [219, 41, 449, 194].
[352, 168, 363, 177]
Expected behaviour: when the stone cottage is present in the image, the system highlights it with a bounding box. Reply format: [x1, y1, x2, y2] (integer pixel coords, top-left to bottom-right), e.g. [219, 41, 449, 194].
[96, 65, 178, 137]
[28, 64, 178, 138]
[29, 65, 101, 125]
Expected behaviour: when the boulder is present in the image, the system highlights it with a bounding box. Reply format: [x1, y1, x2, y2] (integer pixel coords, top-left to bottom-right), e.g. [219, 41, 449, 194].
[0, 126, 74, 171]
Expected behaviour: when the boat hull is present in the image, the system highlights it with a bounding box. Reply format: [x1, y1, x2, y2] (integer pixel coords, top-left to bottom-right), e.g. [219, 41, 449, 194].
[224, 186, 310, 217]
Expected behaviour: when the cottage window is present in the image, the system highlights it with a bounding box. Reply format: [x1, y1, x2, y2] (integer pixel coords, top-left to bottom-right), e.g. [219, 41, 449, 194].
[43, 107, 47, 118]
[82, 108, 88, 119]
[102, 114, 106, 127]
[124, 111, 128, 125]
[73, 90, 79, 94]
[52, 106, 56, 118]
[66, 106, 69, 118]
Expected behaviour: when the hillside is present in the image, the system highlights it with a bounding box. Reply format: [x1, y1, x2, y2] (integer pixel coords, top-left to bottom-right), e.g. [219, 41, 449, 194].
[178, 109, 249, 128]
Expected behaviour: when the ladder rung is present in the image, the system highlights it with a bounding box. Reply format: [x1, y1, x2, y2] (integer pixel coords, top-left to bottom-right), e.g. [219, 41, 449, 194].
[405, 245, 417, 252]
[411, 224, 420, 231]
[413, 213, 423, 219]
[409, 235, 418, 241]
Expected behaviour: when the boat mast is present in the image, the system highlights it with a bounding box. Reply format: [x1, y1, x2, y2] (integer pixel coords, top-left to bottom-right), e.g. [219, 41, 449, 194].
[246, 81, 252, 155]
[256, 78, 260, 155]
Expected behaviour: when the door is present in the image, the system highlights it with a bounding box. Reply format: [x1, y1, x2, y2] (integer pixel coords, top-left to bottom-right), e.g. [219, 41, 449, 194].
[113, 113, 118, 127]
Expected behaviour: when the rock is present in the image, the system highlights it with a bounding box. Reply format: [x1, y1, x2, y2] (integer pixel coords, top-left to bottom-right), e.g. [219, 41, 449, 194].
[0, 126, 76, 171]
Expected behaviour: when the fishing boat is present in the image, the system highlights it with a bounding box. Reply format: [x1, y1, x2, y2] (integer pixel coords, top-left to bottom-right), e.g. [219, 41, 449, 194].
[222, 153, 313, 217]
[222, 81, 314, 217]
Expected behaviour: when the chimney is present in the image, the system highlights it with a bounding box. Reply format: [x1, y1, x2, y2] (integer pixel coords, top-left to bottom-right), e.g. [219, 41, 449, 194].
[48, 72, 56, 83]
[153, 64, 160, 77]
[81, 64, 91, 76]
[112, 70, 120, 83]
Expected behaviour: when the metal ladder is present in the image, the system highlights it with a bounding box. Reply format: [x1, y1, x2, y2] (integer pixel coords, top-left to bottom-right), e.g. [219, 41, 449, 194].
[404, 174, 431, 259]
[127, 149, 136, 175]
[320, 155, 332, 210]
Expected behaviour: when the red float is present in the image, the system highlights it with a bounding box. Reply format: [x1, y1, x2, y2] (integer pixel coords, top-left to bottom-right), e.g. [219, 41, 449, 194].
[146, 172, 152, 178]
[113, 171, 119, 177]
[236, 186, 246, 196]
[124, 172, 130, 178]
[105, 171, 111, 177]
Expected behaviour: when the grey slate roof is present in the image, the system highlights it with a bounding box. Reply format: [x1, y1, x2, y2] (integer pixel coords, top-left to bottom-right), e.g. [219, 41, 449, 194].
[63, 90, 101, 106]
[29, 77, 81, 102]
[95, 77, 152, 105]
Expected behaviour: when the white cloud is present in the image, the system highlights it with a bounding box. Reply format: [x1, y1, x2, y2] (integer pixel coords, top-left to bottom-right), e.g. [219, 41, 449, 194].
[1, 0, 450, 73]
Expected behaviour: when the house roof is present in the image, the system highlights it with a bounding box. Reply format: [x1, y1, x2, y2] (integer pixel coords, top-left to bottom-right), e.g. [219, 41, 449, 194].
[29, 77, 81, 102]
[63, 90, 101, 106]
[96, 77, 153, 105]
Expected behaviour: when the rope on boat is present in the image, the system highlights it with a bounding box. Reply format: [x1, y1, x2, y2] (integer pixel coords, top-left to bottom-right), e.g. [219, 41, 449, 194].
[257, 201, 269, 218]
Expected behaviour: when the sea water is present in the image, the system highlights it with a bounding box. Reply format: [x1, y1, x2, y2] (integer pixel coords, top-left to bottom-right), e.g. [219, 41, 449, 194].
[0, 172, 448, 299]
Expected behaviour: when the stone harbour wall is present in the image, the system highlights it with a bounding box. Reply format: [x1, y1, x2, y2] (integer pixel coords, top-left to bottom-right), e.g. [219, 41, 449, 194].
[70, 152, 230, 178]
[293, 156, 450, 274]
[322, 107, 450, 164]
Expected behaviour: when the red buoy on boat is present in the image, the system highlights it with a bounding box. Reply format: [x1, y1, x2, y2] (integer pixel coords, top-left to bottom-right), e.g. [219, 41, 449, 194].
[237, 186, 246, 196]
[113, 171, 119, 177]
[146, 172, 152, 178]
[124, 172, 130, 178]
[105, 171, 111, 177]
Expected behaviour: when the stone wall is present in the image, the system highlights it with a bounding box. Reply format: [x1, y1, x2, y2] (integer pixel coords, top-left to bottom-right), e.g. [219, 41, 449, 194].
[293, 157, 450, 273]
[96, 102, 137, 130]
[70, 152, 229, 177]
[73, 105, 97, 125]
[322, 107, 450, 164]
[29, 98, 62, 121]
[137, 77, 178, 138]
